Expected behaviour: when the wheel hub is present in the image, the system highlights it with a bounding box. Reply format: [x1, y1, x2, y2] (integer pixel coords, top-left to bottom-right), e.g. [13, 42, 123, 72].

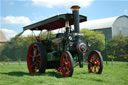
[94, 61, 99, 66]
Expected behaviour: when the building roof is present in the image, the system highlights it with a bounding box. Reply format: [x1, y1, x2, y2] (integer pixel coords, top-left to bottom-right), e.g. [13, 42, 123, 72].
[0, 30, 8, 43]
[80, 15, 128, 30]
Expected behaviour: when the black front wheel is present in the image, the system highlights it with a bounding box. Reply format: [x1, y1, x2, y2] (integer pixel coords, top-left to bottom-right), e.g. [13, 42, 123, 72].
[88, 51, 103, 74]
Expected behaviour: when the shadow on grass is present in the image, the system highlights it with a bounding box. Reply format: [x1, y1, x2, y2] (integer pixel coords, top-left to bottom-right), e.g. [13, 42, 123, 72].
[45, 72, 63, 78]
[0, 71, 30, 76]
[75, 71, 89, 75]
[0, 71, 104, 81]
[0, 71, 63, 78]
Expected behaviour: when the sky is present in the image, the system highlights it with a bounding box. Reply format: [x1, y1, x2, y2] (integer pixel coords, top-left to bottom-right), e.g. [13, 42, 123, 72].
[0, 0, 128, 40]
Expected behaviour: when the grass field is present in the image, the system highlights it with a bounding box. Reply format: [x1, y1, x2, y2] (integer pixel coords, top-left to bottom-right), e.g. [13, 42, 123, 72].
[0, 62, 128, 85]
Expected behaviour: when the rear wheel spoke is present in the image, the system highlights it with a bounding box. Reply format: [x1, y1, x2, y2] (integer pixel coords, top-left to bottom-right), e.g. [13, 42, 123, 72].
[94, 66, 96, 73]
[91, 57, 95, 62]
[31, 62, 36, 68]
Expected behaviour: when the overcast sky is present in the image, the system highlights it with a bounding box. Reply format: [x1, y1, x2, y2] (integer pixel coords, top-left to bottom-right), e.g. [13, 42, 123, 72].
[0, 0, 128, 40]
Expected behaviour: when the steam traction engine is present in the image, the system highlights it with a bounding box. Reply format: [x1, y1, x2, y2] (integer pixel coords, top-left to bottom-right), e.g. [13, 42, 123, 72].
[23, 6, 103, 77]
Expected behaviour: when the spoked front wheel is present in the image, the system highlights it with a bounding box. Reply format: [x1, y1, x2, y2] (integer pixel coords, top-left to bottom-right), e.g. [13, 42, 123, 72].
[88, 51, 103, 74]
[60, 51, 74, 77]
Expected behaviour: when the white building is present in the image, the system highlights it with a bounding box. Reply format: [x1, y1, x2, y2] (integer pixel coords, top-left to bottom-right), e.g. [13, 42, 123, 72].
[0, 30, 8, 45]
[80, 15, 128, 40]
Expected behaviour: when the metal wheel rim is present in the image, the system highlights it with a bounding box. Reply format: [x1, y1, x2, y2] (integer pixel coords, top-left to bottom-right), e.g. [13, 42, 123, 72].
[88, 52, 101, 73]
[61, 53, 71, 77]
[27, 44, 41, 74]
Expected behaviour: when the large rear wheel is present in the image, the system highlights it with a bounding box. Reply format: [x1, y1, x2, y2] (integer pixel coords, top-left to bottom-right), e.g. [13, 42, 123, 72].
[27, 43, 47, 74]
[88, 51, 103, 74]
[60, 51, 74, 77]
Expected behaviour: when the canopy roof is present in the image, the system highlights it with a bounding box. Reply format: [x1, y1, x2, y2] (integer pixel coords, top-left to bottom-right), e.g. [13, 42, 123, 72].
[23, 13, 87, 31]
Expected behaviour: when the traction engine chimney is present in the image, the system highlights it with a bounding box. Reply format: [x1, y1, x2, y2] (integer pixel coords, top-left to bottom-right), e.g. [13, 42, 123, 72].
[71, 5, 80, 34]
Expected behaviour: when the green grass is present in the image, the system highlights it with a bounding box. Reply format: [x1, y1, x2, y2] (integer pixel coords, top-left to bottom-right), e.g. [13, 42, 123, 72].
[0, 62, 128, 85]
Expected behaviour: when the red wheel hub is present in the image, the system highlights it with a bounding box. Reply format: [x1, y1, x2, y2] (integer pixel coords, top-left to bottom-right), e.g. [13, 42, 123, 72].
[94, 60, 99, 66]
[27, 44, 41, 74]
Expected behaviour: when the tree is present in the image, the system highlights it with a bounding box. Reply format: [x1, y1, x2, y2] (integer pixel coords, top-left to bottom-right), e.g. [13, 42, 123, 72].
[124, 54, 128, 61]
[0, 36, 32, 61]
[107, 35, 128, 61]
[16, 56, 21, 65]
[0, 45, 4, 60]
[0, 31, 55, 61]
[81, 29, 105, 51]
[123, 54, 128, 64]
[0, 55, 11, 64]
[108, 55, 116, 66]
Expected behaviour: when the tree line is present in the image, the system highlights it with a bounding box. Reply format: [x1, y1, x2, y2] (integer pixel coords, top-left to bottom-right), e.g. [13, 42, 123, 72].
[0, 29, 128, 62]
